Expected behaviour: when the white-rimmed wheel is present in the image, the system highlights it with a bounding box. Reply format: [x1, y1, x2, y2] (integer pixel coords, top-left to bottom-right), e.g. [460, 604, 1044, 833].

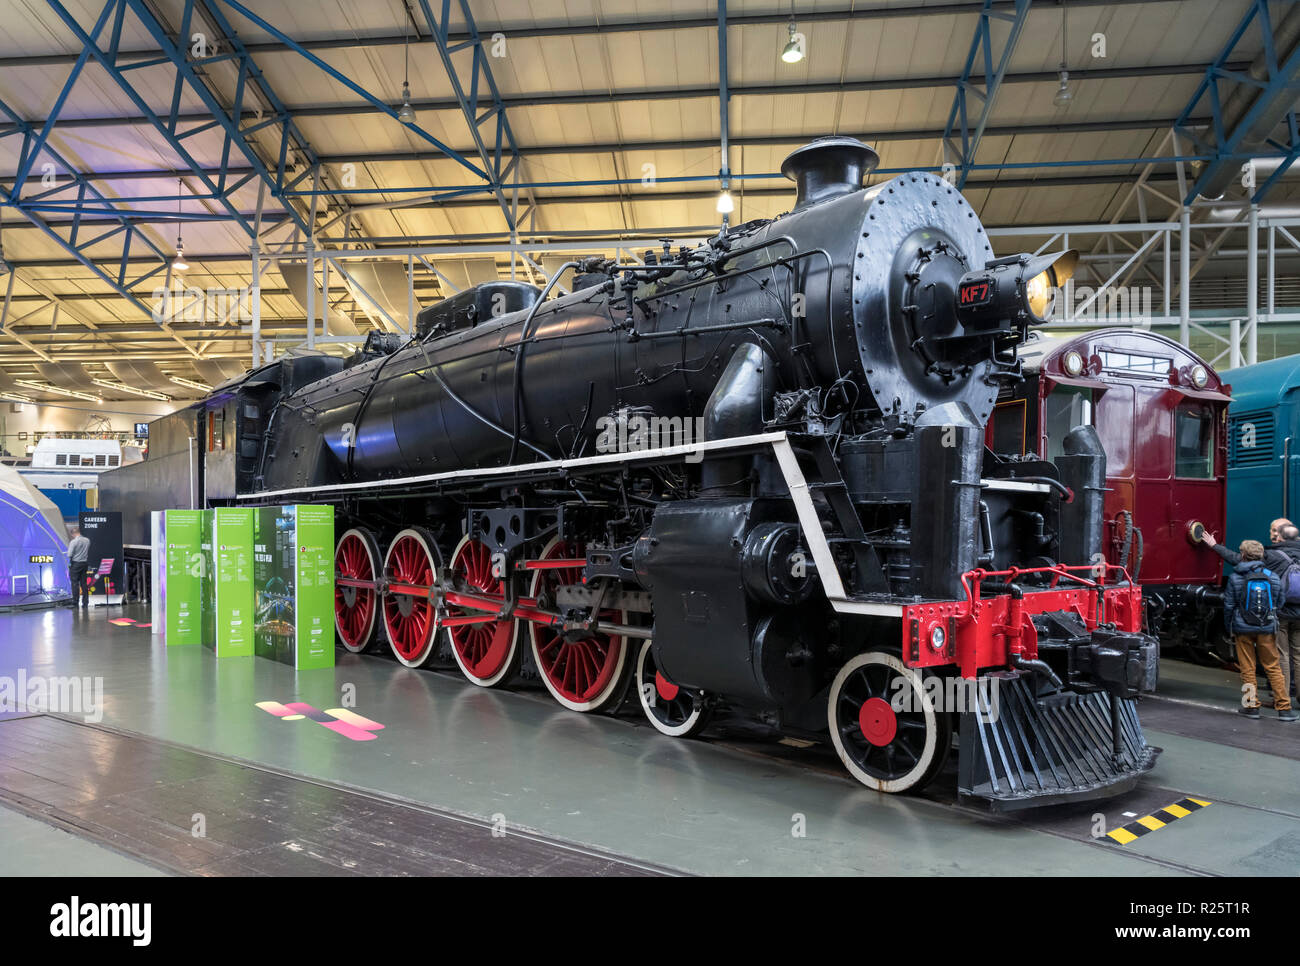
[528, 537, 630, 712]
[335, 527, 381, 653]
[446, 535, 522, 688]
[828, 650, 952, 793]
[635, 638, 711, 737]
[382, 528, 442, 668]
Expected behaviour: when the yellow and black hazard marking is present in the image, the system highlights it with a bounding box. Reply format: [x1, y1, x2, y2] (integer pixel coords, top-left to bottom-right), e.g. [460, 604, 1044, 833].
[1106, 798, 1211, 845]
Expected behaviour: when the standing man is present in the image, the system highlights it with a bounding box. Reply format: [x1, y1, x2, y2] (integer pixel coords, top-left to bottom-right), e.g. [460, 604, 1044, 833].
[1271, 524, 1300, 700]
[1223, 540, 1294, 721]
[67, 525, 90, 609]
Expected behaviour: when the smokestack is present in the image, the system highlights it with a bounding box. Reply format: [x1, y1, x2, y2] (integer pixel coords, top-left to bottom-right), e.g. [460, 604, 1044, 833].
[780, 136, 880, 211]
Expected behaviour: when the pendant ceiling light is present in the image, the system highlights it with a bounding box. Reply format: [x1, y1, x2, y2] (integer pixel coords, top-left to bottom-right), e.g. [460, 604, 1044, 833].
[781, 4, 803, 64]
[1053, 2, 1073, 108]
[397, 20, 416, 123]
[172, 178, 188, 272]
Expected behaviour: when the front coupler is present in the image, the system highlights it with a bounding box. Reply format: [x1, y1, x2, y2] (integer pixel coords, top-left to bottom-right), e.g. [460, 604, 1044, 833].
[903, 565, 1162, 809]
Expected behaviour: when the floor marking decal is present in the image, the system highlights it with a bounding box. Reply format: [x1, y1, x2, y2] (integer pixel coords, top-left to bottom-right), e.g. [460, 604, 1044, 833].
[256, 700, 385, 741]
[1107, 798, 1211, 845]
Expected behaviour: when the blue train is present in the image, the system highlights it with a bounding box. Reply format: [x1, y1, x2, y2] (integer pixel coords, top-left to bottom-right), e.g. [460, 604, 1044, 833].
[1224, 354, 1300, 550]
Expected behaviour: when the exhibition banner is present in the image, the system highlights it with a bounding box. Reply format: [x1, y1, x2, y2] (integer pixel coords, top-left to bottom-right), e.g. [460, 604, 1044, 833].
[150, 511, 163, 633]
[200, 519, 214, 647]
[78, 511, 123, 605]
[293, 504, 335, 670]
[253, 506, 295, 665]
[162, 509, 206, 646]
[212, 507, 255, 657]
[253, 505, 334, 668]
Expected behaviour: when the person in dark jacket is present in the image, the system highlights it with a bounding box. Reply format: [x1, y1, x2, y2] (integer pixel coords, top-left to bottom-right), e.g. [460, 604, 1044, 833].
[1274, 524, 1300, 700]
[1205, 519, 1300, 698]
[1223, 540, 1294, 720]
[66, 526, 90, 610]
[1203, 516, 1295, 572]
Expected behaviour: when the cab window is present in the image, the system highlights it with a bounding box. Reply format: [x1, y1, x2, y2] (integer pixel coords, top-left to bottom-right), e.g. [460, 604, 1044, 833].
[1044, 386, 1093, 461]
[991, 400, 1026, 456]
[1174, 404, 1215, 479]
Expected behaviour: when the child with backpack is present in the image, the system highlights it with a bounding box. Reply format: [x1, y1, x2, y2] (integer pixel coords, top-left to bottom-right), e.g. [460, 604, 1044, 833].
[1223, 540, 1295, 721]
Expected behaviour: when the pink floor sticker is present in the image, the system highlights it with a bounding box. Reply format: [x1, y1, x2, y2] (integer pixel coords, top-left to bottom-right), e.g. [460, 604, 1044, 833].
[256, 700, 385, 741]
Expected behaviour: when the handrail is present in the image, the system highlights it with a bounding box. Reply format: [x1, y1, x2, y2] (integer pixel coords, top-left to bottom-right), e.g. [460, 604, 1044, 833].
[1285, 435, 1293, 520]
[960, 562, 1135, 614]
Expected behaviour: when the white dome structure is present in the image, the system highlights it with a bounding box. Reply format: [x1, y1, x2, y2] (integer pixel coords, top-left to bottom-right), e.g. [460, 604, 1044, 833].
[0, 462, 71, 609]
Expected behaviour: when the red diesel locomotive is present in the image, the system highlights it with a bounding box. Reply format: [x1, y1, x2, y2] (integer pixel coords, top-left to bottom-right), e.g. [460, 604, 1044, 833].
[991, 329, 1231, 661]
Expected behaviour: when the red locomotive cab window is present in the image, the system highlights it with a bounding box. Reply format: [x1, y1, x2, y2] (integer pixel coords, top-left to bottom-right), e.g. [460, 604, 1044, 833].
[1093, 385, 1133, 476]
[1174, 403, 1215, 479]
[1044, 386, 1093, 461]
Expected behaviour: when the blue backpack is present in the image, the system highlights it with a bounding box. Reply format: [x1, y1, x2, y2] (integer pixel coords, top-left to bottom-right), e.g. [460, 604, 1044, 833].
[1281, 555, 1300, 619]
[1242, 569, 1275, 628]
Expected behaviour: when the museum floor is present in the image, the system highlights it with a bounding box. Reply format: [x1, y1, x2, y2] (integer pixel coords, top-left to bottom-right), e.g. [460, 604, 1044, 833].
[1, 603, 1297, 876]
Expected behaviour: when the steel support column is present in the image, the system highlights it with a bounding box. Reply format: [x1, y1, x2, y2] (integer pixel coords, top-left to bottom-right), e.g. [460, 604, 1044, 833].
[1247, 203, 1259, 364]
[1179, 206, 1191, 346]
[717, 0, 732, 226]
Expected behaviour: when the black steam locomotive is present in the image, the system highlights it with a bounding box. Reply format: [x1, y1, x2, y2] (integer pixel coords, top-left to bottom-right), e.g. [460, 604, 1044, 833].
[107, 137, 1161, 807]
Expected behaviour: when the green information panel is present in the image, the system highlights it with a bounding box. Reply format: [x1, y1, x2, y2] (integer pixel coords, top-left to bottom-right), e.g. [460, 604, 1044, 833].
[294, 505, 335, 670]
[253, 505, 335, 669]
[162, 509, 207, 646]
[212, 507, 255, 657]
[200, 522, 215, 648]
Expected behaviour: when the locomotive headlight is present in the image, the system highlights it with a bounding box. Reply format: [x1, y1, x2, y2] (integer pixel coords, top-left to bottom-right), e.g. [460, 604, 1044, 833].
[955, 249, 1079, 332]
[929, 625, 946, 651]
[1019, 249, 1079, 323]
[1191, 364, 1208, 389]
[1025, 269, 1053, 320]
[1063, 349, 1085, 376]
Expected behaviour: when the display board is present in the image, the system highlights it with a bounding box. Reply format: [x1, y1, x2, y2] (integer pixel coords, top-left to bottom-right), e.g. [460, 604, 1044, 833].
[78, 510, 123, 605]
[150, 512, 162, 634]
[294, 505, 336, 669]
[200, 520, 215, 647]
[159, 509, 209, 646]
[253, 505, 334, 669]
[211, 507, 255, 657]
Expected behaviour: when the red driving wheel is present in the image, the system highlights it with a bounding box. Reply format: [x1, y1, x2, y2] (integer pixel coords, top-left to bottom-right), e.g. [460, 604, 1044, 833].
[334, 527, 379, 653]
[528, 537, 629, 712]
[382, 528, 441, 668]
[446, 536, 521, 687]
